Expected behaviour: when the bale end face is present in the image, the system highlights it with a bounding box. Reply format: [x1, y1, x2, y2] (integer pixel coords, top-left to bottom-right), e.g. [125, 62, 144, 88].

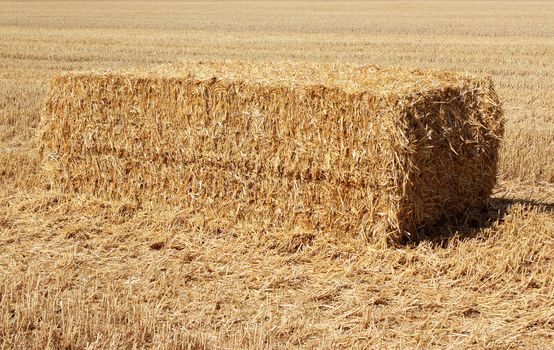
[396, 77, 504, 241]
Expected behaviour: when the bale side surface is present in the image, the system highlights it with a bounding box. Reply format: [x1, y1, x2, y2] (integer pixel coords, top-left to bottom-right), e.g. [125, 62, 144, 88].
[40, 74, 408, 243]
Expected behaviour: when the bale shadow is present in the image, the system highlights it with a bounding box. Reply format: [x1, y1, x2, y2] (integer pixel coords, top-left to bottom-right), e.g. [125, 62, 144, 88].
[404, 197, 554, 247]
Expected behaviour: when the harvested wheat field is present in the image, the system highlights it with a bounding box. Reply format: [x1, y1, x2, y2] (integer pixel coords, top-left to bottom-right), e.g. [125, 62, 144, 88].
[1, 1, 553, 349]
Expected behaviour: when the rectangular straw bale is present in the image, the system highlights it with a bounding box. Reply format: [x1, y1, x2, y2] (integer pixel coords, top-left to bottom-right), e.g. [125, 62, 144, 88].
[40, 62, 504, 243]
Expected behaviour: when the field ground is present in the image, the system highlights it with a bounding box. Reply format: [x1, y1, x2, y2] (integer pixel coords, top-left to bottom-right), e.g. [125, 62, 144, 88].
[1, 1, 553, 349]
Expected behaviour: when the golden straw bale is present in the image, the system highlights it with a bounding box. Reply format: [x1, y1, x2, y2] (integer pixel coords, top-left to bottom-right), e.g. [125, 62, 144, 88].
[40, 62, 504, 243]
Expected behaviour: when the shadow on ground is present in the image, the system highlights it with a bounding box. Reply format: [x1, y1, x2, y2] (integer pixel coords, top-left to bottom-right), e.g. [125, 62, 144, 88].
[405, 197, 554, 247]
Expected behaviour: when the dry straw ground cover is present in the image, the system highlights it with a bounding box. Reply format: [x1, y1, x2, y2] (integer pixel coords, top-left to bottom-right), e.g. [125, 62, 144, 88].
[1, 1, 554, 349]
[41, 63, 503, 244]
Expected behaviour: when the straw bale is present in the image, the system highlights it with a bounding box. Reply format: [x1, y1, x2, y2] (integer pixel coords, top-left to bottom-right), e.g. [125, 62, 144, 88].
[40, 62, 504, 243]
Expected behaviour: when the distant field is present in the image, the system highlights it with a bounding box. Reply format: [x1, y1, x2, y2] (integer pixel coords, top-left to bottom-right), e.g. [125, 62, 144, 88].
[1, 1, 553, 349]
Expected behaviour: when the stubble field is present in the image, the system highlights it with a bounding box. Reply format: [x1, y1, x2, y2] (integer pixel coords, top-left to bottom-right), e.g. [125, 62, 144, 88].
[1, 1, 553, 349]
